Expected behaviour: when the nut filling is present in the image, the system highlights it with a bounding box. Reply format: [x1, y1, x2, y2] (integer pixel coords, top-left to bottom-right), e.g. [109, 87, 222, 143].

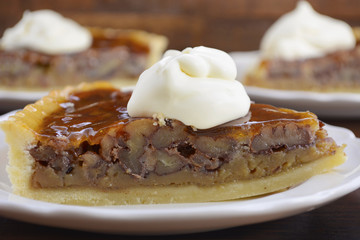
[245, 46, 360, 92]
[29, 88, 337, 189]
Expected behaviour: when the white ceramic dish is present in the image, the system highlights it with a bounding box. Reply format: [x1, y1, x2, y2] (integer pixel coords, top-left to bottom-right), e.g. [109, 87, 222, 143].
[0, 111, 359, 235]
[245, 86, 360, 118]
[0, 86, 135, 112]
[230, 51, 260, 80]
[230, 51, 360, 118]
[0, 89, 48, 112]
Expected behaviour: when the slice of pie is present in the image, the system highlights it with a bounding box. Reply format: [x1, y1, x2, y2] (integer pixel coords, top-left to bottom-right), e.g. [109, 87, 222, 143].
[0, 27, 167, 90]
[243, 1, 360, 93]
[0, 82, 346, 205]
[243, 38, 360, 92]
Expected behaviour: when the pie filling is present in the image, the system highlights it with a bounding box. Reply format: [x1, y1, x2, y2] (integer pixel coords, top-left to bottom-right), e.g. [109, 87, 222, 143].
[28, 88, 338, 189]
[0, 30, 151, 88]
[245, 46, 360, 92]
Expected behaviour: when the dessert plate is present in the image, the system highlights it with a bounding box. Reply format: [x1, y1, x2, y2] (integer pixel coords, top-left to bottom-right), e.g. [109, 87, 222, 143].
[245, 86, 360, 118]
[230, 51, 360, 118]
[229, 51, 260, 80]
[0, 89, 48, 112]
[0, 86, 136, 112]
[0, 111, 360, 235]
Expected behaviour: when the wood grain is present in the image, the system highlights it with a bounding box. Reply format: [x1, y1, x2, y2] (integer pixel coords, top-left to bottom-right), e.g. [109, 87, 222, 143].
[2, 0, 360, 51]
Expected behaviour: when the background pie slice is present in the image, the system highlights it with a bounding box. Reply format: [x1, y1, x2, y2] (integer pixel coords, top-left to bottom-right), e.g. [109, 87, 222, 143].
[244, 28, 360, 93]
[0, 28, 167, 90]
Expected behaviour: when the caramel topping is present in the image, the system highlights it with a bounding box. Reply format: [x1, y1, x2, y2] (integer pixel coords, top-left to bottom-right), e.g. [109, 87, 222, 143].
[194, 103, 317, 137]
[247, 103, 312, 122]
[37, 88, 318, 145]
[91, 33, 150, 54]
[38, 88, 133, 145]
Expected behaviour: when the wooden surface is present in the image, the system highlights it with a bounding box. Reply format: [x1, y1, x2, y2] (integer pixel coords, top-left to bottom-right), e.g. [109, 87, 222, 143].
[0, 120, 359, 239]
[2, 0, 360, 52]
[1, 0, 360, 239]
[2, 189, 360, 239]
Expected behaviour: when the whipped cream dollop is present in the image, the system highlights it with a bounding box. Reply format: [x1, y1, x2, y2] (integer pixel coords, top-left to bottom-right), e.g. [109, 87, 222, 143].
[261, 1, 356, 60]
[0, 10, 92, 54]
[127, 46, 250, 129]
[127, 47, 250, 129]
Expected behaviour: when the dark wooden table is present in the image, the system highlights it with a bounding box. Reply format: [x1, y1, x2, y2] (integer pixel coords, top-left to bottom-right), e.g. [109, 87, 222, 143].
[0, 116, 359, 240]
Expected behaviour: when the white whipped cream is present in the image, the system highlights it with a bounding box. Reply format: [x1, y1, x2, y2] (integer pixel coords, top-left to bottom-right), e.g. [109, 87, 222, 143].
[0, 10, 92, 54]
[127, 46, 250, 129]
[261, 1, 356, 60]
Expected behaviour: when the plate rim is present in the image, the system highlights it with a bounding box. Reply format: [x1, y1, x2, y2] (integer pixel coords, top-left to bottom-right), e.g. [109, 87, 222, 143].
[245, 85, 360, 102]
[0, 124, 359, 234]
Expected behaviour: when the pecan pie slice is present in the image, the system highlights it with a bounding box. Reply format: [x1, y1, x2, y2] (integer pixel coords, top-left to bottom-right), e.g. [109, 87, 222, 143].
[244, 28, 360, 92]
[0, 27, 167, 90]
[0, 82, 346, 205]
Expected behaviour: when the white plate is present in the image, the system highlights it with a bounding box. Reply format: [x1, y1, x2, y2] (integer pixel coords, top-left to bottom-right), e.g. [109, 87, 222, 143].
[230, 51, 260, 80]
[0, 111, 359, 235]
[230, 51, 360, 118]
[0, 89, 48, 112]
[245, 86, 360, 118]
[0, 86, 136, 112]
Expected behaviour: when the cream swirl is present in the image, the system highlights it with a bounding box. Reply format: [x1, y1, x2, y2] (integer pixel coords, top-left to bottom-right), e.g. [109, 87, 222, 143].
[0, 10, 92, 54]
[127, 46, 250, 129]
[261, 1, 356, 60]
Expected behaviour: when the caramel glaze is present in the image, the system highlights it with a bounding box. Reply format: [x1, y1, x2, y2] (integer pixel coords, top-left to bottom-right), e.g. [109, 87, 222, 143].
[38, 89, 133, 146]
[90, 31, 150, 54]
[37, 88, 318, 146]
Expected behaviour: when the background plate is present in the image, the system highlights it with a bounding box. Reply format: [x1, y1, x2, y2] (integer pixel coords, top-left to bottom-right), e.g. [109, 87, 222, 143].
[245, 86, 360, 118]
[0, 89, 47, 112]
[0, 112, 360, 235]
[230, 51, 360, 118]
[0, 86, 135, 112]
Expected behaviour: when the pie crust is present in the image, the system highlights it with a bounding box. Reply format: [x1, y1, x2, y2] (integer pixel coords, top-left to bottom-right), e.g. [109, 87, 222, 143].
[0, 82, 346, 205]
